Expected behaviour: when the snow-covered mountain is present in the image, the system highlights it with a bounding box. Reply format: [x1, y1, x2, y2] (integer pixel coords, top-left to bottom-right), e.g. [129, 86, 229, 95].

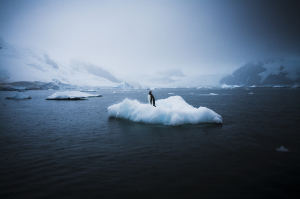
[0, 37, 120, 88]
[113, 82, 135, 89]
[220, 59, 300, 86]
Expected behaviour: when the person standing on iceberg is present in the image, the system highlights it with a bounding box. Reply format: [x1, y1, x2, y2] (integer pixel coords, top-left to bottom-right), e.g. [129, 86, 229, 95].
[148, 91, 156, 107]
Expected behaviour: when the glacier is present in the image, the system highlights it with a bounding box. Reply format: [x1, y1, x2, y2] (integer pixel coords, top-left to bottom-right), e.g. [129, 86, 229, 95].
[46, 91, 102, 100]
[220, 58, 300, 86]
[107, 96, 222, 125]
[0, 37, 119, 87]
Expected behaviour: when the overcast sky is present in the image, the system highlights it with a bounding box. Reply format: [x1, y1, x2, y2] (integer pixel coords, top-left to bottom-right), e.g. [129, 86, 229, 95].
[1, 0, 299, 79]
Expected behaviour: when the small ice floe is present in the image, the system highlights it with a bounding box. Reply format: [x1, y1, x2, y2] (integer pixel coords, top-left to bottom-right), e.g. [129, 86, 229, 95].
[5, 93, 31, 100]
[191, 93, 194, 94]
[81, 89, 96, 92]
[221, 84, 241, 89]
[46, 91, 102, 100]
[123, 90, 131, 92]
[276, 146, 289, 152]
[113, 91, 117, 94]
[107, 96, 223, 125]
[168, 93, 174, 95]
[14, 86, 27, 91]
[209, 93, 218, 95]
[248, 92, 254, 94]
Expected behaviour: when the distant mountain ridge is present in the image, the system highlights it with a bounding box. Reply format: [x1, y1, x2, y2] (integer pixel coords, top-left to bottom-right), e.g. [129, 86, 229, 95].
[71, 60, 120, 83]
[220, 59, 300, 86]
[0, 37, 120, 87]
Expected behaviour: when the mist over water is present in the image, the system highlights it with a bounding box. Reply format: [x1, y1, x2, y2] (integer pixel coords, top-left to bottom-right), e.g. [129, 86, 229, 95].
[1, 0, 299, 85]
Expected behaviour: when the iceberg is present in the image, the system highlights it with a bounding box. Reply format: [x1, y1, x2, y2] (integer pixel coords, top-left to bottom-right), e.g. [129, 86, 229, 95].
[276, 146, 289, 152]
[80, 89, 96, 92]
[273, 85, 286, 88]
[221, 84, 242, 89]
[5, 93, 31, 100]
[107, 96, 222, 125]
[46, 91, 102, 100]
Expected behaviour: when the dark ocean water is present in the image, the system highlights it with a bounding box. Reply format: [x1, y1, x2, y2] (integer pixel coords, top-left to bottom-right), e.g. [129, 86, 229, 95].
[0, 88, 300, 198]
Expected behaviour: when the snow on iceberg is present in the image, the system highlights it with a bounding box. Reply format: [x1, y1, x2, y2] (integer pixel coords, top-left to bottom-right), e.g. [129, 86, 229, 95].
[107, 96, 222, 125]
[46, 91, 102, 100]
[5, 93, 31, 99]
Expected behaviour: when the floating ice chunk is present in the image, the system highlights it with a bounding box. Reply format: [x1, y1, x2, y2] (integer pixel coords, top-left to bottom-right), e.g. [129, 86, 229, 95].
[276, 146, 289, 152]
[113, 91, 117, 94]
[5, 93, 31, 100]
[250, 85, 257, 88]
[168, 93, 174, 94]
[81, 89, 96, 92]
[209, 93, 218, 95]
[107, 96, 223, 125]
[46, 91, 102, 100]
[14, 86, 27, 90]
[221, 84, 242, 89]
[273, 85, 286, 88]
[248, 92, 254, 94]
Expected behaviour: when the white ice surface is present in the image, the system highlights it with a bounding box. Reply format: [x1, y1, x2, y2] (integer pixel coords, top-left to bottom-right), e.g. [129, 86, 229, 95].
[221, 84, 241, 89]
[107, 96, 222, 125]
[81, 90, 96, 92]
[276, 146, 289, 152]
[46, 91, 101, 100]
[5, 93, 31, 99]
